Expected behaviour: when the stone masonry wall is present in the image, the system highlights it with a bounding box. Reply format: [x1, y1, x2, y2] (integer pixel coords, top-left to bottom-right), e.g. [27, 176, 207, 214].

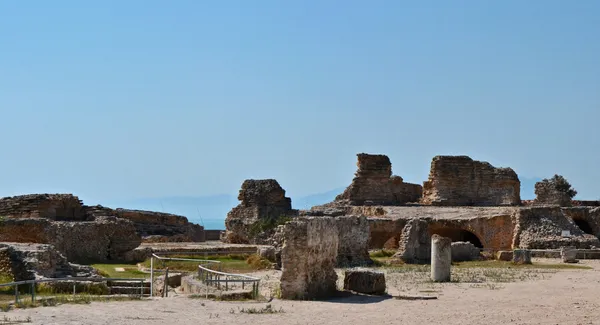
[280, 217, 339, 300]
[223, 179, 297, 244]
[0, 217, 140, 264]
[513, 207, 600, 249]
[334, 153, 422, 206]
[0, 194, 87, 221]
[422, 156, 521, 206]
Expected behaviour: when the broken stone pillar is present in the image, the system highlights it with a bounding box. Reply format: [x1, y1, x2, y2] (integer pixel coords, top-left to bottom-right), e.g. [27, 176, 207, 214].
[512, 249, 532, 264]
[561, 246, 578, 263]
[430, 234, 451, 282]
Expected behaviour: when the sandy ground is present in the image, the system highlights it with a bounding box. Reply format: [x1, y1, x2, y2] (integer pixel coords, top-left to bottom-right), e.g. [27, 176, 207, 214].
[6, 259, 600, 325]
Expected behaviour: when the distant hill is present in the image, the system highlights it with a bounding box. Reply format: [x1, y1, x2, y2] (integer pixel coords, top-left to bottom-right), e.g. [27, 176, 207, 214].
[101, 178, 541, 230]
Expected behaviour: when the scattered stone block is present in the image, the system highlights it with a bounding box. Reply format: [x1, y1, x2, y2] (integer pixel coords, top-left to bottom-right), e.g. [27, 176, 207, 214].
[451, 241, 480, 262]
[496, 251, 513, 261]
[343, 269, 386, 295]
[561, 246, 579, 263]
[431, 234, 451, 282]
[512, 249, 532, 264]
[258, 246, 276, 262]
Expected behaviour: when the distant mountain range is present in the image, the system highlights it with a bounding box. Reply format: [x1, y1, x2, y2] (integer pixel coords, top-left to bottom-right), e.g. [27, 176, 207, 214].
[102, 178, 542, 230]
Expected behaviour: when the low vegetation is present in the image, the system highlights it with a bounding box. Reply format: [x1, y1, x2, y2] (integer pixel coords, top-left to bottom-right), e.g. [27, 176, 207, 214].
[248, 216, 292, 238]
[229, 304, 285, 314]
[0, 294, 144, 312]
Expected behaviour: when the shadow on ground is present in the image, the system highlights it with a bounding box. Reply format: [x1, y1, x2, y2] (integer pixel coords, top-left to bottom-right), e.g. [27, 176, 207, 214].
[321, 291, 392, 304]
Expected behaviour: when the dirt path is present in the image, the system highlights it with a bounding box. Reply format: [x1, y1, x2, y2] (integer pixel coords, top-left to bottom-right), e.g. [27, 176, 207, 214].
[7, 260, 600, 325]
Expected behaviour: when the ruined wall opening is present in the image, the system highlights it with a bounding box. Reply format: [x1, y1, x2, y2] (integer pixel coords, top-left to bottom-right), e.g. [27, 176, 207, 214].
[429, 228, 483, 248]
[573, 219, 594, 235]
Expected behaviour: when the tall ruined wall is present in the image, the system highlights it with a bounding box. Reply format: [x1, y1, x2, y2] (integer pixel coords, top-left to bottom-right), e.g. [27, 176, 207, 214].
[513, 207, 600, 249]
[334, 153, 422, 206]
[280, 217, 338, 300]
[0, 194, 87, 221]
[113, 209, 204, 242]
[0, 217, 140, 264]
[422, 156, 521, 206]
[223, 179, 297, 244]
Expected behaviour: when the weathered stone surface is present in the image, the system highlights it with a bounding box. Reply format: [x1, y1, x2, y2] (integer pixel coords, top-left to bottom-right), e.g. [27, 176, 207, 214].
[0, 194, 87, 221]
[335, 215, 373, 267]
[422, 156, 520, 206]
[223, 179, 297, 244]
[257, 246, 277, 262]
[152, 272, 182, 297]
[0, 243, 98, 281]
[496, 251, 513, 261]
[114, 208, 204, 242]
[533, 175, 576, 207]
[512, 249, 531, 264]
[431, 235, 452, 282]
[0, 217, 141, 264]
[451, 241, 480, 262]
[343, 269, 386, 295]
[513, 207, 600, 249]
[334, 154, 422, 206]
[394, 218, 430, 263]
[280, 217, 338, 300]
[368, 218, 406, 249]
[561, 246, 578, 263]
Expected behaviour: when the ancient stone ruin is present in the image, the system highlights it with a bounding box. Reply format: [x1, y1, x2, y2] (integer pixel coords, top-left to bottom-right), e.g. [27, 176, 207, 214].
[0, 193, 208, 265]
[223, 179, 297, 244]
[280, 217, 338, 300]
[422, 156, 521, 206]
[334, 153, 422, 206]
[533, 175, 578, 207]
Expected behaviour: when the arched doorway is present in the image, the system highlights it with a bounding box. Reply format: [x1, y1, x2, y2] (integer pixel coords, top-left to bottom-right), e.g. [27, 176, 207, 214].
[429, 228, 483, 248]
[573, 219, 594, 235]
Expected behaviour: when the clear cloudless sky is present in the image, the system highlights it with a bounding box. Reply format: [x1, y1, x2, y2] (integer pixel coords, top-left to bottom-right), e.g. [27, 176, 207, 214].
[1, 0, 599, 205]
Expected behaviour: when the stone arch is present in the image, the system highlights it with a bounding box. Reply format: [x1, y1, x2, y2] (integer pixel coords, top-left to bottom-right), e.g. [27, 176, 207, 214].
[429, 227, 484, 248]
[573, 219, 594, 235]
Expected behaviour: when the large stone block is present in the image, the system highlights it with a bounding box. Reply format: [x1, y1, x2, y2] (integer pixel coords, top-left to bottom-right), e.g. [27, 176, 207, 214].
[343, 269, 386, 295]
[335, 215, 373, 267]
[451, 241, 480, 262]
[422, 156, 520, 206]
[280, 217, 338, 300]
[431, 235, 451, 282]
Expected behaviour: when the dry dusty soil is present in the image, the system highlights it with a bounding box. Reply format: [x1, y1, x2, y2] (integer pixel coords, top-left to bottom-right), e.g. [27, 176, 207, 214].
[6, 259, 600, 325]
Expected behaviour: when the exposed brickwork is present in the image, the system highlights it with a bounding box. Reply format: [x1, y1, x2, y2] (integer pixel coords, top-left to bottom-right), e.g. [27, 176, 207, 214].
[422, 156, 521, 206]
[334, 153, 422, 206]
[0, 194, 87, 221]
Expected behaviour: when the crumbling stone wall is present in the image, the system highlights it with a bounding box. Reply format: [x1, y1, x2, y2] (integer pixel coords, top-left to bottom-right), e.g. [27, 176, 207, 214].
[223, 179, 297, 244]
[533, 176, 575, 207]
[334, 215, 372, 267]
[113, 208, 204, 242]
[0, 194, 87, 221]
[280, 217, 338, 300]
[0, 243, 97, 281]
[334, 153, 422, 206]
[513, 207, 600, 249]
[422, 156, 521, 206]
[562, 207, 600, 237]
[395, 218, 431, 263]
[0, 217, 140, 264]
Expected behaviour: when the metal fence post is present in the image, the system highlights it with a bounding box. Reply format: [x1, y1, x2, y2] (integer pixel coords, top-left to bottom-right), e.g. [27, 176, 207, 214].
[14, 285, 19, 304]
[150, 256, 154, 297]
[31, 282, 35, 303]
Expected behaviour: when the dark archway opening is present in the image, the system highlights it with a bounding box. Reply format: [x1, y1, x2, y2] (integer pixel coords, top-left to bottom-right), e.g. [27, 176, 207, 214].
[430, 228, 483, 248]
[573, 219, 594, 235]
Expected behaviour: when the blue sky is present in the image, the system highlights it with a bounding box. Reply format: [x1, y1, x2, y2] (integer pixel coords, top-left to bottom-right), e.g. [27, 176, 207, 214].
[1, 1, 599, 206]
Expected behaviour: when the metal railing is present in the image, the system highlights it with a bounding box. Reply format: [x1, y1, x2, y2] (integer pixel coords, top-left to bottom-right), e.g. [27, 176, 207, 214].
[150, 253, 222, 296]
[197, 265, 260, 299]
[0, 277, 149, 305]
[150, 253, 261, 299]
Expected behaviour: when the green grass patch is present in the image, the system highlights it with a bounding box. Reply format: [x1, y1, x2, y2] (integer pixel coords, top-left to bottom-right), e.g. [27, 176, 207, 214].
[91, 264, 149, 279]
[370, 249, 396, 258]
[140, 254, 268, 274]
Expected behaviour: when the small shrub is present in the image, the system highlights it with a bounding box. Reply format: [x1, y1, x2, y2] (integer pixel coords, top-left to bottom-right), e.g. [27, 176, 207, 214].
[246, 254, 272, 270]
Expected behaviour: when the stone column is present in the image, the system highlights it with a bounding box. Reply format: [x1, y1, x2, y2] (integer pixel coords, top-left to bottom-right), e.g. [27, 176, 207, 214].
[431, 234, 452, 282]
[561, 246, 578, 263]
